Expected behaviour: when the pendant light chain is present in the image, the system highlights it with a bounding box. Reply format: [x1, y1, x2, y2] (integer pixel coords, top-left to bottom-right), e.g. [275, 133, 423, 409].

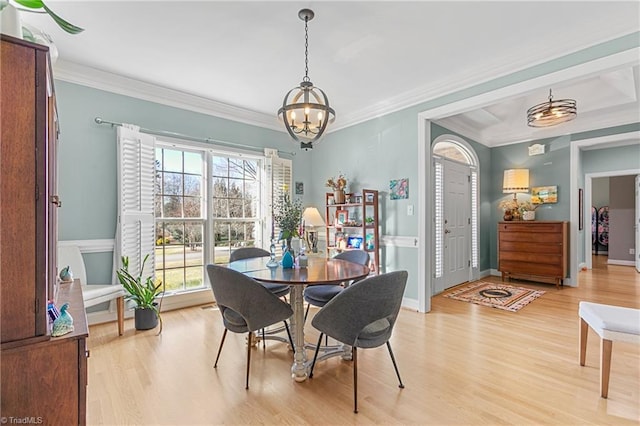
[303, 17, 310, 82]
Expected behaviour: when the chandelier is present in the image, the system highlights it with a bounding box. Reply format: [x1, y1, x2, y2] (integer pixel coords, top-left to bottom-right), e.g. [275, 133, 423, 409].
[278, 9, 335, 150]
[526, 89, 577, 128]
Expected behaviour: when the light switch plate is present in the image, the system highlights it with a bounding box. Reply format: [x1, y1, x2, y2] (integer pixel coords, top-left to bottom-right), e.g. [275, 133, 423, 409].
[407, 205, 414, 216]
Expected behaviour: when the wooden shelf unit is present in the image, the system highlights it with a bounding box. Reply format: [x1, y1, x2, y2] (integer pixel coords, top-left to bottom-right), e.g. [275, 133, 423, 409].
[497, 221, 568, 289]
[1, 35, 88, 425]
[325, 189, 380, 274]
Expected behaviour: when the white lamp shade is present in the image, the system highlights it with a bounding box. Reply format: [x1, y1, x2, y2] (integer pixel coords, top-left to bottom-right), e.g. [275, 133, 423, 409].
[503, 169, 529, 193]
[302, 207, 325, 227]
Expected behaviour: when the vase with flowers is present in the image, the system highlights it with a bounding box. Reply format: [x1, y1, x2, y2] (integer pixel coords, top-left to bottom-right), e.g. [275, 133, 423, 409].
[273, 193, 303, 267]
[518, 201, 539, 221]
[326, 173, 347, 204]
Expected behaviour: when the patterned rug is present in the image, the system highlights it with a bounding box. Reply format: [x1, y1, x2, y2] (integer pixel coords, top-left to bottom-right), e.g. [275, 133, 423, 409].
[444, 281, 545, 312]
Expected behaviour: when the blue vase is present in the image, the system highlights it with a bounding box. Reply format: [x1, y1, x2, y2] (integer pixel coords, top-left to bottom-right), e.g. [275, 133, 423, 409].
[281, 250, 294, 269]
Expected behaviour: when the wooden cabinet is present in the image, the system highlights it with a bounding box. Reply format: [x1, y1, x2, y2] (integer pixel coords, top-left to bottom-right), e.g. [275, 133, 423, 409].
[1, 281, 88, 425]
[325, 189, 380, 274]
[497, 221, 568, 288]
[1, 35, 87, 425]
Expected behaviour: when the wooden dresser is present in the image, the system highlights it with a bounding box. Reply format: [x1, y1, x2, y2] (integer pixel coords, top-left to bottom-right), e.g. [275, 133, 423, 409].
[497, 221, 568, 288]
[1, 35, 88, 425]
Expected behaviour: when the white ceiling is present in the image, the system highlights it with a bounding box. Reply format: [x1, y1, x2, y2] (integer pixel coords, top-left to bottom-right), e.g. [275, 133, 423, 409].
[18, 1, 640, 147]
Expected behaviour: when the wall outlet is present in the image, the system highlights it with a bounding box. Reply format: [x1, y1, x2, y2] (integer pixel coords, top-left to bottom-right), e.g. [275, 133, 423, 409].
[630, 248, 635, 255]
[407, 205, 414, 216]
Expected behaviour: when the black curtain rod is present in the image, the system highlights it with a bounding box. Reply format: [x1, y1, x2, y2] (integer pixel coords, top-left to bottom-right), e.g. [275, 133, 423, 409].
[93, 117, 295, 157]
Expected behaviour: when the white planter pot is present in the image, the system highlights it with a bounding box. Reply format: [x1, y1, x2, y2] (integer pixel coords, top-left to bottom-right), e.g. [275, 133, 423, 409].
[1, 4, 23, 39]
[523, 210, 536, 221]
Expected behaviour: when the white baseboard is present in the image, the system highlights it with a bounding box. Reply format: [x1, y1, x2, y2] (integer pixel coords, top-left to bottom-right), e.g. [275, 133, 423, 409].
[86, 289, 214, 327]
[607, 259, 635, 266]
[402, 297, 419, 311]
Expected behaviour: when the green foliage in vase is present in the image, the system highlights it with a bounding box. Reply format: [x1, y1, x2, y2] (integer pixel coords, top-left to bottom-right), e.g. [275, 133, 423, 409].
[273, 193, 303, 241]
[0, 0, 84, 34]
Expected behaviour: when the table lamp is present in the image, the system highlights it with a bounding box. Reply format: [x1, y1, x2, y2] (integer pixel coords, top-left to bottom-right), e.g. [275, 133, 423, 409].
[302, 207, 325, 253]
[503, 169, 529, 219]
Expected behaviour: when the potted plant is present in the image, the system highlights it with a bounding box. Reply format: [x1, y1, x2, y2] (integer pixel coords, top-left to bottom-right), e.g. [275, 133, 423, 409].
[326, 174, 347, 204]
[116, 254, 164, 333]
[0, 0, 84, 35]
[273, 194, 303, 267]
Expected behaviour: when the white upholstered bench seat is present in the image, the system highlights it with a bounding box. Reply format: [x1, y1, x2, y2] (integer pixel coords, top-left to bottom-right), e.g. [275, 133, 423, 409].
[578, 301, 640, 398]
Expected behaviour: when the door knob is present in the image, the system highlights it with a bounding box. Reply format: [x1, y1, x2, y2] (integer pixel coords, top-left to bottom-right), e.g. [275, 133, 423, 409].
[444, 229, 451, 234]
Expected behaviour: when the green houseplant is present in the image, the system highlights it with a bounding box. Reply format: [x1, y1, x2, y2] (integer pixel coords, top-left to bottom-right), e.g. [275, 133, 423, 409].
[0, 0, 84, 34]
[117, 254, 164, 333]
[273, 193, 303, 252]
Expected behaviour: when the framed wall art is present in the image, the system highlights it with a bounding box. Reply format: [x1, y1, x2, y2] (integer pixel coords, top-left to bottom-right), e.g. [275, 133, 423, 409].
[531, 185, 558, 204]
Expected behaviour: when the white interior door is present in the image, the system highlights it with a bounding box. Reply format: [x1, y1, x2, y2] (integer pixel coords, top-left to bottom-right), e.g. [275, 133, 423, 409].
[441, 159, 471, 291]
[635, 175, 639, 272]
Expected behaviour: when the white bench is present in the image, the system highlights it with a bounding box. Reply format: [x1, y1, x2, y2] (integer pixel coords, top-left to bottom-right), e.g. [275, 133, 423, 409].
[579, 301, 640, 398]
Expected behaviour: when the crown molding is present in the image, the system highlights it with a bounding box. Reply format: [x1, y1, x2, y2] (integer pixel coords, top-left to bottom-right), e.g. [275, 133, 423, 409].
[52, 60, 285, 133]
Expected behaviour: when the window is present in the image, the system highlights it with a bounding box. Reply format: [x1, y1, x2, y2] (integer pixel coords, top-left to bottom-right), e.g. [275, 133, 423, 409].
[211, 156, 260, 264]
[118, 127, 289, 296]
[155, 147, 205, 293]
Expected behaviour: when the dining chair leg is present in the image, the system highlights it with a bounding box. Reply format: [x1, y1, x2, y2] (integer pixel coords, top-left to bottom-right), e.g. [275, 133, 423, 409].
[309, 333, 324, 378]
[283, 321, 294, 348]
[262, 328, 266, 349]
[214, 328, 228, 368]
[246, 332, 252, 389]
[353, 346, 358, 413]
[304, 303, 310, 322]
[386, 341, 405, 388]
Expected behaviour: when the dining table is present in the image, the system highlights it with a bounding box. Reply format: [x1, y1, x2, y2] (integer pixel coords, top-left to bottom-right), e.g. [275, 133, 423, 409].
[227, 255, 370, 382]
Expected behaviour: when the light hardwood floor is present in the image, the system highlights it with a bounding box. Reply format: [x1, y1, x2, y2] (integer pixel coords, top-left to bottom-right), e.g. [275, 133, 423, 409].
[87, 256, 639, 425]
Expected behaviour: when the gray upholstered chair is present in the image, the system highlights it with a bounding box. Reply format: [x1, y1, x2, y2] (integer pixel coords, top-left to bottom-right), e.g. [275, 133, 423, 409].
[303, 250, 370, 321]
[309, 270, 408, 413]
[206, 264, 293, 389]
[229, 247, 290, 298]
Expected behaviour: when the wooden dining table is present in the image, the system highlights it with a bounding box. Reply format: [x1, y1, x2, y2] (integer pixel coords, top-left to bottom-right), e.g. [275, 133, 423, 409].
[227, 255, 370, 382]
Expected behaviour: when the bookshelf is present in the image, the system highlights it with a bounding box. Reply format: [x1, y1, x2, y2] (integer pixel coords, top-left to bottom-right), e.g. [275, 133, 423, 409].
[325, 189, 379, 274]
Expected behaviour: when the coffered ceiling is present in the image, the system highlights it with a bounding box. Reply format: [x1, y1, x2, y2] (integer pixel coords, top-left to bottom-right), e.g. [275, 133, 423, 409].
[17, 1, 640, 147]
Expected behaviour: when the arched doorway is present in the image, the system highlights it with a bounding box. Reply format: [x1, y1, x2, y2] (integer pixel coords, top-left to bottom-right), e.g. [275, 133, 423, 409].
[432, 135, 480, 294]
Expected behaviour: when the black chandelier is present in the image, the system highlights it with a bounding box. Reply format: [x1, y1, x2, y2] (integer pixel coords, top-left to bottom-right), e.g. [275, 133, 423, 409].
[277, 9, 335, 150]
[526, 89, 577, 128]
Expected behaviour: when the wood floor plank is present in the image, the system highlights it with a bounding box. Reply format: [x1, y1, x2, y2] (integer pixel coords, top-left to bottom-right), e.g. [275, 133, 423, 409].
[86, 256, 639, 424]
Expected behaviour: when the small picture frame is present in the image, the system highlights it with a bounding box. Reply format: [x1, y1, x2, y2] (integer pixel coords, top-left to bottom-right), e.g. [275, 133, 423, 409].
[354, 195, 363, 204]
[365, 193, 374, 203]
[295, 181, 304, 195]
[336, 210, 348, 226]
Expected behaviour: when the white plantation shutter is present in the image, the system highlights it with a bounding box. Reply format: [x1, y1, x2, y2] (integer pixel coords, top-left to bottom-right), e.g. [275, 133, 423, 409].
[264, 150, 292, 249]
[434, 159, 444, 279]
[116, 124, 156, 279]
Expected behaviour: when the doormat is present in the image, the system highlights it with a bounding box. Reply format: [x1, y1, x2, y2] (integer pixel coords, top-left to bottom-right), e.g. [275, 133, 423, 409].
[444, 281, 545, 312]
